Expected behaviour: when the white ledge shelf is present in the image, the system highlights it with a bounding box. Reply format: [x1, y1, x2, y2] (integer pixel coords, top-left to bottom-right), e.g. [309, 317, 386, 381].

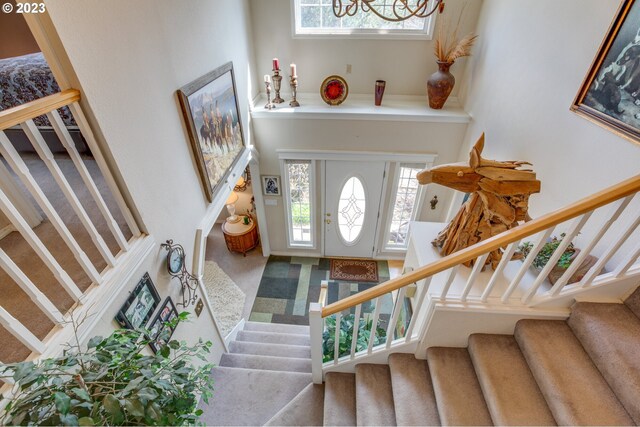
[250, 93, 470, 123]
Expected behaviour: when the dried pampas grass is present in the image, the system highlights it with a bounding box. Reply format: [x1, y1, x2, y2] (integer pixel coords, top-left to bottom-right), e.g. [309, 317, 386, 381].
[434, 12, 478, 63]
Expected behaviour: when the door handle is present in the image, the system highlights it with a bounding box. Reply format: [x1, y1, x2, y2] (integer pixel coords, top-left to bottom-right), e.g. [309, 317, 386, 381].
[326, 219, 332, 224]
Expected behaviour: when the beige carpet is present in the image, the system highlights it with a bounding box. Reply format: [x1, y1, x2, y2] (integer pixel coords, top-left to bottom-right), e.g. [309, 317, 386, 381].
[202, 261, 246, 337]
[0, 154, 132, 363]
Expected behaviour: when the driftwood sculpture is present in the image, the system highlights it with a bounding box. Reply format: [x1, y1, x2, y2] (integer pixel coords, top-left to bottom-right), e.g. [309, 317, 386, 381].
[417, 133, 541, 269]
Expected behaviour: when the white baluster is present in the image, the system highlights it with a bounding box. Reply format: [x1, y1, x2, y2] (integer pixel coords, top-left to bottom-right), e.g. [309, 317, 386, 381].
[482, 241, 520, 302]
[0, 249, 63, 324]
[440, 266, 459, 299]
[0, 132, 101, 284]
[0, 186, 81, 300]
[522, 214, 591, 305]
[367, 298, 382, 354]
[308, 302, 323, 384]
[350, 304, 362, 359]
[47, 110, 129, 252]
[333, 312, 342, 364]
[0, 159, 41, 228]
[550, 197, 633, 295]
[405, 276, 432, 342]
[21, 120, 116, 267]
[386, 287, 406, 349]
[581, 211, 640, 287]
[0, 306, 45, 354]
[461, 253, 489, 302]
[502, 228, 554, 303]
[67, 103, 141, 236]
[612, 240, 640, 278]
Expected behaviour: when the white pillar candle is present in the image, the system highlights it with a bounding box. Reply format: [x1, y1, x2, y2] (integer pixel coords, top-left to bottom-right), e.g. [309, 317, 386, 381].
[290, 64, 297, 77]
[264, 74, 271, 83]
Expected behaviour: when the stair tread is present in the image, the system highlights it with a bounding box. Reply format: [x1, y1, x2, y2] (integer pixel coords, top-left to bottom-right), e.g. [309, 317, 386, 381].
[355, 364, 396, 426]
[388, 353, 440, 426]
[229, 340, 311, 359]
[245, 321, 310, 335]
[236, 330, 310, 346]
[427, 347, 493, 426]
[468, 334, 556, 426]
[219, 352, 311, 373]
[199, 367, 311, 426]
[515, 319, 633, 426]
[265, 383, 324, 426]
[324, 372, 356, 427]
[568, 302, 640, 424]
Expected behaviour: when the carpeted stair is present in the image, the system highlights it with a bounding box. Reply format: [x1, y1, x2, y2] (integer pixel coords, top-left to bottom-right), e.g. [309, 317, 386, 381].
[265, 285, 640, 426]
[199, 321, 316, 426]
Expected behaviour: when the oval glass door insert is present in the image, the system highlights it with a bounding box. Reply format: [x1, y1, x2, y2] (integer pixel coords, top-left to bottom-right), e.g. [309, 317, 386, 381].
[338, 177, 366, 244]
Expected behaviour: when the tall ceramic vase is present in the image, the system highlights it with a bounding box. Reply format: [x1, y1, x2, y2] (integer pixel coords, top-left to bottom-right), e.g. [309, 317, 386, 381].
[427, 61, 455, 109]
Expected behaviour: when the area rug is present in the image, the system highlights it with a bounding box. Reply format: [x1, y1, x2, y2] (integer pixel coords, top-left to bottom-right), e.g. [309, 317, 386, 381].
[202, 261, 246, 337]
[249, 256, 393, 326]
[330, 258, 379, 282]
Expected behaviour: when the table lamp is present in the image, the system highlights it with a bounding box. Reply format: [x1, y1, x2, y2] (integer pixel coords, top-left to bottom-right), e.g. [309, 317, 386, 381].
[225, 191, 239, 223]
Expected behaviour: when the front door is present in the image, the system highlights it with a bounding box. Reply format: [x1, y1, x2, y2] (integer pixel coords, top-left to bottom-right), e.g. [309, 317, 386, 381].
[324, 160, 385, 258]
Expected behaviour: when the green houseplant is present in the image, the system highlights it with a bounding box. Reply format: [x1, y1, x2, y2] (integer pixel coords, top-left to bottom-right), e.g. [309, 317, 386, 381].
[518, 233, 598, 285]
[0, 313, 214, 426]
[322, 314, 386, 363]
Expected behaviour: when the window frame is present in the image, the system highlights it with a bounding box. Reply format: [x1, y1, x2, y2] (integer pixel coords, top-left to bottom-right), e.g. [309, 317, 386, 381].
[291, 0, 437, 40]
[383, 162, 428, 252]
[282, 159, 317, 249]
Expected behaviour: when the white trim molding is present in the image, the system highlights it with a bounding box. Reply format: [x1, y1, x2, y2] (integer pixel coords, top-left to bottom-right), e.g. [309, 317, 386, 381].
[277, 149, 438, 164]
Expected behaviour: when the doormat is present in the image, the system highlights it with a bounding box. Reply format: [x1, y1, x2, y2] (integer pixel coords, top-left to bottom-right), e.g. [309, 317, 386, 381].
[330, 258, 379, 282]
[249, 256, 390, 325]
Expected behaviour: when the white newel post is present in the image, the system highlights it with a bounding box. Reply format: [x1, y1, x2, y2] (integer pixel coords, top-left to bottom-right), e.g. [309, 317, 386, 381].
[309, 302, 324, 384]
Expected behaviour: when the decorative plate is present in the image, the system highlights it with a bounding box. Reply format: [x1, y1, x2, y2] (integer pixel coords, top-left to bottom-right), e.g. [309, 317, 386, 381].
[320, 75, 349, 106]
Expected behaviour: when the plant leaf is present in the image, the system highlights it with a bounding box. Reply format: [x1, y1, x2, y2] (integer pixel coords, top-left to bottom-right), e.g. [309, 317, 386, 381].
[102, 394, 121, 416]
[87, 336, 103, 349]
[71, 387, 92, 402]
[60, 413, 79, 426]
[78, 417, 96, 426]
[124, 398, 145, 417]
[54, 392, 71, 415]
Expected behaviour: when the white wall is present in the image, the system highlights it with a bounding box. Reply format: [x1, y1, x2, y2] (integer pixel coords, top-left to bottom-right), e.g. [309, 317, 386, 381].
[456, 0, 640, 264]
[250, 0, 482, 97]
[44, 0, 258, 361]
[253, 118, 469, 255]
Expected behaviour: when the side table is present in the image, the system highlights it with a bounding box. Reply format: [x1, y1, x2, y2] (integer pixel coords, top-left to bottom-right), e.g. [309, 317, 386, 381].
[222, 216, 259, 256]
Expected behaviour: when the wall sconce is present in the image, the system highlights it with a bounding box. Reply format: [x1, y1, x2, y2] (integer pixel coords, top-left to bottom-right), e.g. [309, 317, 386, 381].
[226, 191, 239, 223]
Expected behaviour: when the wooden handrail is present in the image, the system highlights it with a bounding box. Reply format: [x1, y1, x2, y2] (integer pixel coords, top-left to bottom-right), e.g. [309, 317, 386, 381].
[0, 89, 81, 131]
[322, 173, 640, 317]
[318, 281, 329, 308]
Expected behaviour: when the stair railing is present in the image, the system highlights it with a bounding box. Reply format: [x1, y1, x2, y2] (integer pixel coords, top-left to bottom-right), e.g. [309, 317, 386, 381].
[0, 90, 145, 362]
[309, 174, 640, 382]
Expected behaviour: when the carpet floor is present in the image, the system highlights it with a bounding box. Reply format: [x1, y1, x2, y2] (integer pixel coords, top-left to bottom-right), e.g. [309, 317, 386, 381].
[249, 256, 405, 328]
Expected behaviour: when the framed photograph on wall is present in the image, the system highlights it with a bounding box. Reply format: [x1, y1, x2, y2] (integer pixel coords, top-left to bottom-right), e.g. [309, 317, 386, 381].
[262, 175, 281, 196]
[147, 297, 179, 354]
[177, 62, 246, 202]
[572, 0, 640, 144]
[115, 273, 161, 330]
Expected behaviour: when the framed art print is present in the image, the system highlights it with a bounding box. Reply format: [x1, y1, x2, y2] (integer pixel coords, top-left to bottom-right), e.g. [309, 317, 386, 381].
[572, 0, 640, 144]
[115, 273, 161, 330]
[147, 297, 179, 354]
[178, 62, 246, 201]
[262, 175, 281, 196]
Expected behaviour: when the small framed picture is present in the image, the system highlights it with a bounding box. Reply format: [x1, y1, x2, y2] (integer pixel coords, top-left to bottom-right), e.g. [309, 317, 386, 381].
[147, 297, 179, 354]
[262, 175, 281, 196]
[115, 273, 161, 330]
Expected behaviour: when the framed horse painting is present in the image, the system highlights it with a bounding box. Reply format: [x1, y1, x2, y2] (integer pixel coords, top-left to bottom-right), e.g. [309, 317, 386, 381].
[572, 0, 640, 145]
[178, 62, 246, 202]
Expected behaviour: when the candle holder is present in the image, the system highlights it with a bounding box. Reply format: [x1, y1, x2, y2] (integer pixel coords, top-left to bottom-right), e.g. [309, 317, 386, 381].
[264, 81, 275, 110]
[289, 76, 300, 107]
[272, 69, 284, 104]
